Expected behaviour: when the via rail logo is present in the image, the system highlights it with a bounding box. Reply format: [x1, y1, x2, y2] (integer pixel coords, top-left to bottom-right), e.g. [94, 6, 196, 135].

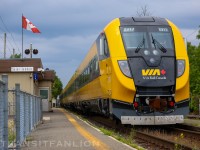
[142, 69, 167, 80]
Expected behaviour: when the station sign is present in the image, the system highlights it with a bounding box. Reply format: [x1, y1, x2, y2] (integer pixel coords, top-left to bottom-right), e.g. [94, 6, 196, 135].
[11, 67, 34, 72]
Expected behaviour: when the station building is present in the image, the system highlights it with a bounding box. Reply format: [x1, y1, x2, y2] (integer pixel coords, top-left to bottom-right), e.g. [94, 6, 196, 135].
[0, 58, 55, 112]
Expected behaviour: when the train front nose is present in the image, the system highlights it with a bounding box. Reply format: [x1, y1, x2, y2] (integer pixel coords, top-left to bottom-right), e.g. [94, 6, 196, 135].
[128, 56, 176, 96]
[118, 17, 188, 125]
[120, 25, 177, 113]
[128, 54, 176, 113]
[120, 25, 176, 98]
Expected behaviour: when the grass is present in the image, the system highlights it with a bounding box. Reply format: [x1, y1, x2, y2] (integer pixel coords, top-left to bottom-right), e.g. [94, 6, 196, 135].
[26, 136, 34, 141]
[8, 120, 16, 144]
[99, 127, 145, 150]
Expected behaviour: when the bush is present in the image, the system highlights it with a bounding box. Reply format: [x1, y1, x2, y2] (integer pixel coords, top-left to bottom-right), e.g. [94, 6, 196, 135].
[189, 95, 199, 115]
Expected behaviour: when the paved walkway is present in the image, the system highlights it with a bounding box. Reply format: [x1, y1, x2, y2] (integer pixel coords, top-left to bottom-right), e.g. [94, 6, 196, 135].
[21, 108, 136, 150]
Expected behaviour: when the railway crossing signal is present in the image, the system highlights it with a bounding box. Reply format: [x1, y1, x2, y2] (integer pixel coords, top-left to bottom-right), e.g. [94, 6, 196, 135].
[25, 43, 38, 58]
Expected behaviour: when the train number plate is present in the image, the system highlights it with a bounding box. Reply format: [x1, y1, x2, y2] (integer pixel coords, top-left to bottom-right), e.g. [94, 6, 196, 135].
[121, 115, 184, 125]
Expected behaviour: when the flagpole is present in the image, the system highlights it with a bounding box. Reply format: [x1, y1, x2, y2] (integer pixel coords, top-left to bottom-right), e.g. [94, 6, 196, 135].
[22, 14, 23, 59]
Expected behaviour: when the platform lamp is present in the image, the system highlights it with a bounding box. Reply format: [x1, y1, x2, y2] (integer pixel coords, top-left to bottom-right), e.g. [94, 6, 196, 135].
[25, 43, 38, 58]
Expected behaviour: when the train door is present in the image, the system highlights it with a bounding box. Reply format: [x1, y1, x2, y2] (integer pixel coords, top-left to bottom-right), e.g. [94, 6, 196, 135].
[98, 33, 112, 98]
[97, 33, 112, 115]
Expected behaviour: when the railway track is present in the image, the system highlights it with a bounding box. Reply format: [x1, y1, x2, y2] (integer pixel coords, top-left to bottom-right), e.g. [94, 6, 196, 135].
[175, 123, 200, 132]
[168, 124, 200, 142]
[187, 115, 200, 119]
[135, 125, 200, 150]
[81, 114, 200, 150]
[135, 131, 191, 150]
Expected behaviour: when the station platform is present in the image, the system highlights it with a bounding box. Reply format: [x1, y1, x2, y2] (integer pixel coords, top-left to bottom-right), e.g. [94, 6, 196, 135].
[21, 108, 135, 150]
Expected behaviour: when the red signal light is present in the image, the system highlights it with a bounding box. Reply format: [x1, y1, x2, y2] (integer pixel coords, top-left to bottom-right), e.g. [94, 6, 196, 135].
[134, 102, 139, 109]
[169, 101, 174, 107]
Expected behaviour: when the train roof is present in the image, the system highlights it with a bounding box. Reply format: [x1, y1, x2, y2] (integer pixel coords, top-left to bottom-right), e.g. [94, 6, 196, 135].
[119, 17, 169, 26]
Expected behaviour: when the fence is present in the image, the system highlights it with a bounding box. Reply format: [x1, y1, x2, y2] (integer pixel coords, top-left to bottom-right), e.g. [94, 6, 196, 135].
[0, 75, 42, 150]
[0, 75, 8, 150]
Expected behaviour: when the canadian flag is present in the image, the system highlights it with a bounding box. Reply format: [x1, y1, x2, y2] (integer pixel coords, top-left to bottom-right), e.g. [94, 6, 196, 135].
[22, 15, 41, 33]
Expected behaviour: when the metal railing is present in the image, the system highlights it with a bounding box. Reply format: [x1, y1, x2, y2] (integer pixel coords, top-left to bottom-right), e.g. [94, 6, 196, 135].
[0, 75, 8, 150]
[0, 75, 42, 150]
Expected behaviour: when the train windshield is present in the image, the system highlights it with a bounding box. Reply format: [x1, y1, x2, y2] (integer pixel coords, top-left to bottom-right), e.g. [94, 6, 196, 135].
[121, 26, 174, 54]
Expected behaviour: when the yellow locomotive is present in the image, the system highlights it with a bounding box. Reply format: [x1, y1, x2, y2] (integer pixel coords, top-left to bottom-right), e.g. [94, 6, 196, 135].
[60, 17, 190, 125]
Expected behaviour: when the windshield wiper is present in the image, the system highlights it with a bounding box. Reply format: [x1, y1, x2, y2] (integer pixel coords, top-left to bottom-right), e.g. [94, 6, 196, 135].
[151, 34, 167, 53]
[135, 35, 145, 53]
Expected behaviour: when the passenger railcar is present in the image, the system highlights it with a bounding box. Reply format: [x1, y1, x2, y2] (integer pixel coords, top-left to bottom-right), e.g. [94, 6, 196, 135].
[60, 17, 190, 125]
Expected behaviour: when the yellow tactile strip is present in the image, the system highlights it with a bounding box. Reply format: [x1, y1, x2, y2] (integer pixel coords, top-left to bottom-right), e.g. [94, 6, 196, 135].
[60, 108, 111, 150]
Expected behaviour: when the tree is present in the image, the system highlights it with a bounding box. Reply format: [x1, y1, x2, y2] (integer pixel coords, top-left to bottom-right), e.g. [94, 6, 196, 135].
[10, 53, 21, 58]
[136, 5, 152, 17]
[52, 75, 63, 99]
[196, 26, 200, 39]
[187, 42, 200, 114]
[188, 27, 200, 96]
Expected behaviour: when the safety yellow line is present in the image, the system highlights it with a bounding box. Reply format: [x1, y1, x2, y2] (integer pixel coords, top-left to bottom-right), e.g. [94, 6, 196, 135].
[60, 108, 110, 150]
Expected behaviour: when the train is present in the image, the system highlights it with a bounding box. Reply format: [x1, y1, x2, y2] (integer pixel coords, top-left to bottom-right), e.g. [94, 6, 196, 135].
[60, 17, 190, 125]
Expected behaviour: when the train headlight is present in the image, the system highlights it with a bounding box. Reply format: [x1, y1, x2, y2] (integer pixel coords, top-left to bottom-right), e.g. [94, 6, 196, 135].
[177, 60, 185, 77]
[144, 50, 150, 55]
[150, 58, 156, 64]
[118, 60, 132, 78]
[153, 50, 160, 56]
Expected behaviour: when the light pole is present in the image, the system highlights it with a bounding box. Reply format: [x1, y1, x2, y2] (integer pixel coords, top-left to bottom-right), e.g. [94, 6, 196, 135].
[25, 43, 38, 58]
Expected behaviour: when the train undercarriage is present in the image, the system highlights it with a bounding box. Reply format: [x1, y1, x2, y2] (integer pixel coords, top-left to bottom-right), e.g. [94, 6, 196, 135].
[62, 96, 189, 125]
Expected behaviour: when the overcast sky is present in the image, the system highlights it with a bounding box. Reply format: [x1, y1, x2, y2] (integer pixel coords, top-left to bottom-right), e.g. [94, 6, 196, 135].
[0, 0, 200, 87]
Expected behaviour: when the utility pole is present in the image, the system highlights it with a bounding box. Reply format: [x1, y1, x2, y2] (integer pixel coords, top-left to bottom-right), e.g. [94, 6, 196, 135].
[30, 43, 32, 58]
[13, 49, 15, 58]
[4, 33, 6, 59]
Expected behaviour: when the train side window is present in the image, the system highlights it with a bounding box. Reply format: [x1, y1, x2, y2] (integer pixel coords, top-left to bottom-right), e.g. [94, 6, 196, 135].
[94, 57, 99, 73]
[100, 38, 104, 56]
[95, 60, 99, 71]
[99, 34, 110, 60]
[104, 38, 109, 56]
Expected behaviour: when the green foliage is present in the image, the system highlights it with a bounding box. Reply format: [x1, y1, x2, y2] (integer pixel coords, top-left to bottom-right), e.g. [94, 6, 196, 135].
[99, 127, 144, 150]
[187, 42, 200, 95]
[10, 53, 21, 58]
[196, 26, 200, 39]
[189, 95, 199, 114]
[174, 133, 184, 150]
[8, 120, 16, 144]
[52, 74, 63, 99]
[187, 41, 200, 114]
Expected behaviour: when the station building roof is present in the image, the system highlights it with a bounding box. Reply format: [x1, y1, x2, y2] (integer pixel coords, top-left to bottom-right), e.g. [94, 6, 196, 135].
[0, 58, 43, 72]
[0, 58, 55, 81]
